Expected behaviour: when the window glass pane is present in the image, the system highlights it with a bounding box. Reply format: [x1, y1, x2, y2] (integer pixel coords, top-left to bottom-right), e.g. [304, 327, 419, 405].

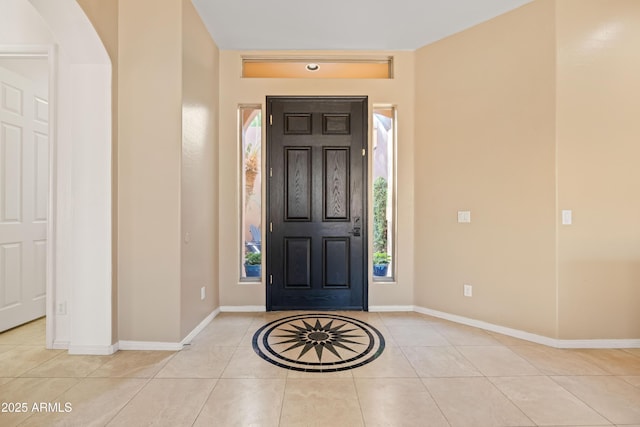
[242, 58, 393, 79]
[241, 107, 262, 280]
[373, 107, 394, 280]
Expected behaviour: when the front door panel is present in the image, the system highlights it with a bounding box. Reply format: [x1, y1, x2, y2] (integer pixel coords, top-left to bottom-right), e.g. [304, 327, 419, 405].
[267, 97, 367, 310]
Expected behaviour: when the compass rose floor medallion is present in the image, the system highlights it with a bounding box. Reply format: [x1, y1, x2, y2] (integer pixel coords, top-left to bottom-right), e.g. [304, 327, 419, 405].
[252, 313, 385, 372]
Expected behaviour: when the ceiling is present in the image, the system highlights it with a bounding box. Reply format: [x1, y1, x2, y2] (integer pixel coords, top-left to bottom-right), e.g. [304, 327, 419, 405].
[191, 0, 533, 51]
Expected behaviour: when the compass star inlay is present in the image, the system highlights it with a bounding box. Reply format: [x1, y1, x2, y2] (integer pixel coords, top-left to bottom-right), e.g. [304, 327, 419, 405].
[252, 313, 385, 372]
[273, 318, 364, 362]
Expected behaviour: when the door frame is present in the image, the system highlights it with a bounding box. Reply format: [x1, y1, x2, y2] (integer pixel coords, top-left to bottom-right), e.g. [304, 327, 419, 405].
[0, 45, 57, 346]
[265, 95, 369, 311]
[2, 1, 114, 355]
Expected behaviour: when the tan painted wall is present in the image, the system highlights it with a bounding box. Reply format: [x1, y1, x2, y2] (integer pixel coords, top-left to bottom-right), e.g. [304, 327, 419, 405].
[556, 0, 640, 339]
[218, 51, 415, 308]
[414, 1, 558, 337]
[117, 0, 182, 342]
[180, 0, 220, 338]
[76, 0, 119, 344]
[78, 0, 639, 341]
[81, 0, 220, 343]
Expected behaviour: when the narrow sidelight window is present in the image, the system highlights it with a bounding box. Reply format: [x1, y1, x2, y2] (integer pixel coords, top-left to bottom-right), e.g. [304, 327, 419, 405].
[240, 106, 262, 280]
[372, 107, 395, 281]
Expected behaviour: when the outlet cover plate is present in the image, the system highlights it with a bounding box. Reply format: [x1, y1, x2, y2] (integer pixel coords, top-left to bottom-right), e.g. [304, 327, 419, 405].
[458, 211, 471, 223]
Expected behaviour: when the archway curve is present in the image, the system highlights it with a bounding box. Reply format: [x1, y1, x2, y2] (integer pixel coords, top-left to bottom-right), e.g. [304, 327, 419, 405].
[25, 0, 114, 354]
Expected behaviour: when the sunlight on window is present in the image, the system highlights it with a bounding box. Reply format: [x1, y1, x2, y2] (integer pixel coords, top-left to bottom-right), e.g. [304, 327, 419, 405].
[240, 107, 262, 280]
[372, 107, 395, 280]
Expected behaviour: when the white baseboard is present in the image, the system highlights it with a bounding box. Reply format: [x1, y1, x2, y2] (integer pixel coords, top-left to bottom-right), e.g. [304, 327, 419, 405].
[51, 341, 69, 350]
[118, 308, 221, 351]
[369, 305, 414, 312]
[118, 340, 183, 351]
[414, 306, 557, 347]
[220, 305, 266, 312]
[68, 343, 118, 355]
[553, 339, 640, 349]
[414, 306, 640, 349]
[118, 308, 220, 351]
[181, 308, 220, 346]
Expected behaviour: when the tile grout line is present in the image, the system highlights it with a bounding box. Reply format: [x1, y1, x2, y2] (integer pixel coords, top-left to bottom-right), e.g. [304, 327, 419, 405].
[16, 347, 66, 378]
[351, 374, 367, 426]
[100, 347, 185, 426]
[483, 375, 537, 426]
[278, 374, 288, 427]
[101, 376, 155, 426]
[547, 374, 617, 426]
[418, 376, 454, 427]
[84, 352, 119, 378]
[189, 377, 219, 427]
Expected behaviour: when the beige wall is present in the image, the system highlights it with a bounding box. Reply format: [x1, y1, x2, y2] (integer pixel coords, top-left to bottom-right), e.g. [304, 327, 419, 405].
[117, 0, 183, 342]
[180, 0, 220, 338]
[77, 0, 639, 342]
[218, 51, 415, 308]
[415, 0, 640, 341]
[76, 0, 119, 344]
[556, 0, 640, 339]
[414, 1, 558, 337]
[81, 0, 220, 343]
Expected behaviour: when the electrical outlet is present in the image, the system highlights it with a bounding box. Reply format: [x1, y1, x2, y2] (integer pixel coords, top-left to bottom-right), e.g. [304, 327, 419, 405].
[200, 286, 205, 301]
[458, 211, 471, 223]
[463, 284, 473, 297]
[56, 301, 67, 315]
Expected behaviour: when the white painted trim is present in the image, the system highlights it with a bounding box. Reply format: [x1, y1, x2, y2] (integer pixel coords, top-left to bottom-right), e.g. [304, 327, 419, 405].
[220, 305, 266, 312]
[68, 343, 118, 355]
[414, 306, 640, 349]
[45, 45, 57, 351]
[415, 306, 557, 346]
[0, 45, 51, 57]
[369, 305, 414, 312]
[117, 309, 222, 352]
[0, 45, 58, 350]
[554, 339, 640, 349]
[180, 308, 220, 346]
[118, 341, 183, 351]
[52, 341, 69, 350]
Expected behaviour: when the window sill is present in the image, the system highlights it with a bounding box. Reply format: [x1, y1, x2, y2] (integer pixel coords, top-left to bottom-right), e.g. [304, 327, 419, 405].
[372, 277, 395, 284]
[238, 278, 262, 285]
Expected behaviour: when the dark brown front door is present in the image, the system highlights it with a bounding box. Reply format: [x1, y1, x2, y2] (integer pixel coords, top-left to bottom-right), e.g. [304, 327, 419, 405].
[266, 96, 368, 310]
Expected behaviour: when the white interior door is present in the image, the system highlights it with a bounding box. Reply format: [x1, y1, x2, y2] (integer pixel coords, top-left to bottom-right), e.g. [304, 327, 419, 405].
[0, 66, 48, 332]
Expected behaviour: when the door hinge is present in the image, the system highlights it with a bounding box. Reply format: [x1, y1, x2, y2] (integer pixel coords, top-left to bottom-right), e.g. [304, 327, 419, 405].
[270, 167, 272, 178]
[270, 222, 273, 232]
[269, 274, 273, 285]
[269, 114, 273, 125]
[362, 148, 366, 157]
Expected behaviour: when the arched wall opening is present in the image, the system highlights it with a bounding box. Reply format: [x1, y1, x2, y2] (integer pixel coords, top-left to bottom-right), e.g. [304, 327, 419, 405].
[0, 0, 113, 354]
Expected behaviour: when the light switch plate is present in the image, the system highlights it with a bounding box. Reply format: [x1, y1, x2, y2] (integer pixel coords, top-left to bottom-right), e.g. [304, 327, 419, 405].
[463, 284, 473, 297]
[562, 210, 572, 225]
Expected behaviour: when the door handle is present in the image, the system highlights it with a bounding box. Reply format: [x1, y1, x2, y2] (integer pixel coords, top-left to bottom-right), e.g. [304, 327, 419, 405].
[350, 216, 361, 237]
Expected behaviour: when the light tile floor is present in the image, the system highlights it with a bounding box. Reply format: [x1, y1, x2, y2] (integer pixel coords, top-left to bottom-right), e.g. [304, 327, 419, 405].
[0, 312, 639, 426]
